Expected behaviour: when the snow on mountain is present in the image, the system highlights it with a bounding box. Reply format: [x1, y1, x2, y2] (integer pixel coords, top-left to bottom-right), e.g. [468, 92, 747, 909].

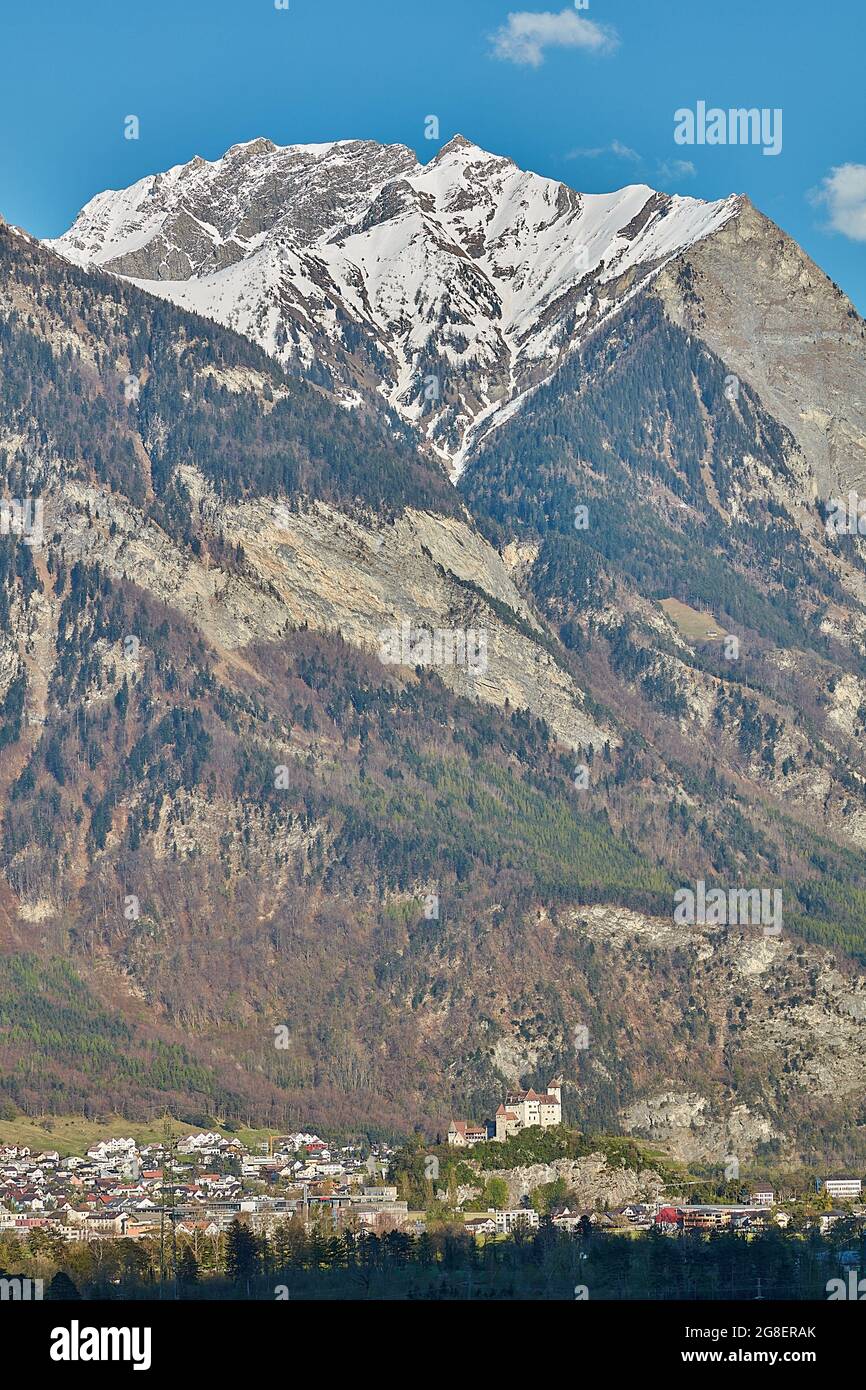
[49, 135, 741, 477]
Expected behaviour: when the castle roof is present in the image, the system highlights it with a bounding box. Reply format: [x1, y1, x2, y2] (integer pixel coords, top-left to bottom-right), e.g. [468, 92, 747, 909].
[505, 1089, 559, 1105]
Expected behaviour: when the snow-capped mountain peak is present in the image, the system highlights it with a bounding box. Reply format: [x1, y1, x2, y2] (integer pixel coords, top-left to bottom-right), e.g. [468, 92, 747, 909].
[48, 136, 741, 475]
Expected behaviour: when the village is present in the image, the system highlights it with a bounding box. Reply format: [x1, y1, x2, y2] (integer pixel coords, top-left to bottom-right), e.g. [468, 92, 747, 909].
[1, 1096, 864, 1251]
[0, 1129, 415, 1244]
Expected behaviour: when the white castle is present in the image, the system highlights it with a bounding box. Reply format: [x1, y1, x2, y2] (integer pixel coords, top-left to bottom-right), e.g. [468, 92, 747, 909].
[448, 1076, 563, 1147]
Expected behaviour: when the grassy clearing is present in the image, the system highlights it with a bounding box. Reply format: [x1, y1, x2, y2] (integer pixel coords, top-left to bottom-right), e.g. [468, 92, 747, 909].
[0, 1114, 276, 1156]
[659, 597, 727, 642]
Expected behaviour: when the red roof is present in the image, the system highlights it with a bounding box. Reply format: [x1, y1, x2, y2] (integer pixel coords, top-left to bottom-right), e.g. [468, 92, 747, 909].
[655, 1206, 680, 1224]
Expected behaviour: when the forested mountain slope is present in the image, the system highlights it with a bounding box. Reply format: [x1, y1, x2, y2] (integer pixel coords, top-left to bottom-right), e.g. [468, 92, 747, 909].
[2, 182, 866, 1168]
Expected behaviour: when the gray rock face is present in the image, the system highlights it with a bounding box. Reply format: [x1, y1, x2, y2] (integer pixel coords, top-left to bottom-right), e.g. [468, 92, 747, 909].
[574, 904, 866, 1162]
[620, 1092, 779, 1166]
[47, 471, 609, 752]
[658, 198, 866, 498]
[463, 1153, 664, 1209]
[59, 138, 419, 274]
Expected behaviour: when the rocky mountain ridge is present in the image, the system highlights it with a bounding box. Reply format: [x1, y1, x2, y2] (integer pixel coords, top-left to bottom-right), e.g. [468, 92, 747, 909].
[50, 135, 740, 473]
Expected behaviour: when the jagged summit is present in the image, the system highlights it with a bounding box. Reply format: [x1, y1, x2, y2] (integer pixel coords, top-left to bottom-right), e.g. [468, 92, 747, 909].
[428, 132, 499, 162]
[435, 132, 475, 151]
[48, 135, 740, 473]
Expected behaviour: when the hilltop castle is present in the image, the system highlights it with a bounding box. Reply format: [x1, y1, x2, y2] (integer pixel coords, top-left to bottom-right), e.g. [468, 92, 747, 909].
[448, 1077, 563, 1147]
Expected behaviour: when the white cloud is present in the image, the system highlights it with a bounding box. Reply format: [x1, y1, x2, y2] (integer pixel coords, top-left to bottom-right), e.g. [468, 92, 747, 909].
[567, 139, 640, 161]
[491, 9, 619, 67]
[657, 159, 697, 181]
[810, 164, 866, 241]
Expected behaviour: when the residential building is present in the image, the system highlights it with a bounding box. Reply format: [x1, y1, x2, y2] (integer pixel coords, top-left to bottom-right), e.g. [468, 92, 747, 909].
[680, 1204, 767, 1231]
[550, 1206, 584, 1232]
[819, 1210, 851, 1233]
[446, 1121, 488, 1148]
[464, 1216, 497, 1237]
[819, 1177, 863, 1201]
[494, 1208, 540, 1234]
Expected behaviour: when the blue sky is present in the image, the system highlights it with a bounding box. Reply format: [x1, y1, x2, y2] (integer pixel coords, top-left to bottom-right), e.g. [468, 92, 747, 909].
[2, 0, 865, 307]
